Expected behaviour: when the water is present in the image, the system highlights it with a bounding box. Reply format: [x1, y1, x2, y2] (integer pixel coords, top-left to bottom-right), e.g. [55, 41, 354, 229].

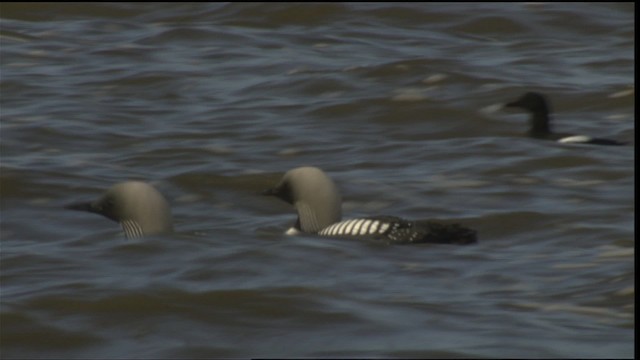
[0, 3, 634, 358]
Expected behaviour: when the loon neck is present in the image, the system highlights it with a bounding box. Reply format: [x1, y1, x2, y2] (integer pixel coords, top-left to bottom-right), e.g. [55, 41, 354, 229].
[528, 112, 552, 137]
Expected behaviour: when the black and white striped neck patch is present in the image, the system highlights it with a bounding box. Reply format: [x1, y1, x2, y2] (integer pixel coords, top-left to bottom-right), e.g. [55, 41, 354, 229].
[121, 220, 145, 239]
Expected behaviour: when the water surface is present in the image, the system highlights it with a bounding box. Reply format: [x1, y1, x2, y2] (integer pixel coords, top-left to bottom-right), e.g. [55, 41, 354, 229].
[0, 3, 634, 358]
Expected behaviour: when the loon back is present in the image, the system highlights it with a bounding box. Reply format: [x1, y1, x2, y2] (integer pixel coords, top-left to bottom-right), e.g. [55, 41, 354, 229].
[264, 167, 477, 245]
[318, 216, 477, 245]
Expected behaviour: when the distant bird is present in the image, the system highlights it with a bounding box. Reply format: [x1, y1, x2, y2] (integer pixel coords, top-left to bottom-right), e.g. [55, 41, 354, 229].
[66, 181, 173, 239]
[504, 92, 626, 145]
[263, 166, 477, 245]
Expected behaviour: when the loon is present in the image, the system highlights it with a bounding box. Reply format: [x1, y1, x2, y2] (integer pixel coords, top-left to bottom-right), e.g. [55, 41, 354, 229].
[262, 166, 477, 245]
[65, 181, 173, 239]
[504, 92, 626, 146]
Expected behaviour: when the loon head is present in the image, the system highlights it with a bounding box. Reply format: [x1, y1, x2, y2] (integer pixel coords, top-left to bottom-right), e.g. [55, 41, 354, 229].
[263, 166, 342, 233]
[504, 92, 552, 136]
[66, 181, 173, 239]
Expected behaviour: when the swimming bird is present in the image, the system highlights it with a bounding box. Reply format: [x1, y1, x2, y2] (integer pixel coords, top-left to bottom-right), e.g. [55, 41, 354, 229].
[504, 92, 626, 145]
[263, 166, 477, 245]
[65, 181, 173, 239]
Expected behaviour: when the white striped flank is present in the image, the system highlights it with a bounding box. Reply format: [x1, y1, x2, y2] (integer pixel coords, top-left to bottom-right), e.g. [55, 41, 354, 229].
[318, 223, 336, 236]
[326, 221, 340, 236]
[318, 218, 393, 237]
[319, 220, 346, 236]
[368, 220, 379, 234]
[344, 219, 358, 234]
[351, 219, 365, 234]
[121, 220, 145, 239]
[558, 135, 592, 143]
[358, 219, 372, 235]
[335, 219, 352, 235]
[328, 221, 342, 235]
